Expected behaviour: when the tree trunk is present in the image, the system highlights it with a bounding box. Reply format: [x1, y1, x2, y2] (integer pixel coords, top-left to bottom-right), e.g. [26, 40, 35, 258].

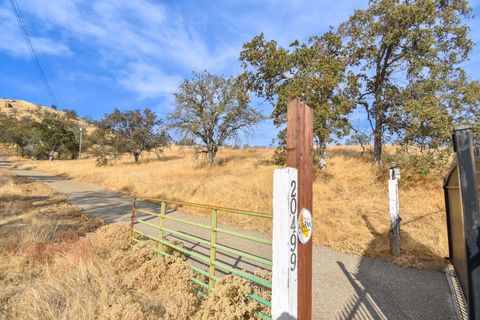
[373, 111, 384, 165]
[133, 152, 140, 163]
[207, 144, 218, 166]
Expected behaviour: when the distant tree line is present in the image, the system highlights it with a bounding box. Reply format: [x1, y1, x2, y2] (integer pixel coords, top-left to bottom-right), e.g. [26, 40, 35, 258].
[0, 80, 261, 167]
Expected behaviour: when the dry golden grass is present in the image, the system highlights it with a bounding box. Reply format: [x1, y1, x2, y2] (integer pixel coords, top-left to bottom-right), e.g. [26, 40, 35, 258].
[0, 145, 17, 156]
[1, 98, 64, 121]
[10, 145, 449, 270]
[0, 169, 267, 319]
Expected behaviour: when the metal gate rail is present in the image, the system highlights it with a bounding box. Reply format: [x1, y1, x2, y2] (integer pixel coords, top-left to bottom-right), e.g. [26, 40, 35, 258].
[130, 197, 273, 320]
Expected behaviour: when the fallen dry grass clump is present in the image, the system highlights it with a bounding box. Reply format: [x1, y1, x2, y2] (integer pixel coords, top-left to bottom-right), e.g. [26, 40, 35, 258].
[198, 276, 262, 319]
[11, 145, 450, 270]
[0, 169, 266, 319]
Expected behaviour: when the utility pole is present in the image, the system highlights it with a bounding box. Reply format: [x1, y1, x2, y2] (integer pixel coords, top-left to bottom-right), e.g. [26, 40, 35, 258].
[78, 126, 83, 159]
[286, 97, 313, 320]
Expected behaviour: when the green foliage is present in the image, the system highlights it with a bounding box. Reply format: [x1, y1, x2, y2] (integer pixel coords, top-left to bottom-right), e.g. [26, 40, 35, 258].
[34, 116, 79, 160]
[95, 108, 169, 164]
[0, 113, 80, 160]
[169, 71, 264, 166]
[340, 0, 478, 164]
[0, 113, 34, 156]
[240, 0, 479, 174]
[385, 146, 451, 183]
[240, 31, 356, 167]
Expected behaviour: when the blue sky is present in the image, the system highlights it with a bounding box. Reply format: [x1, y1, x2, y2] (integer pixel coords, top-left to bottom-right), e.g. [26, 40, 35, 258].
[1, 0, 479, 146]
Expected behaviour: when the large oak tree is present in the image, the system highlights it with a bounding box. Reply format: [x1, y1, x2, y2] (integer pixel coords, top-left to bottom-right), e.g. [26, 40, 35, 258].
[340, 0, 479, 164]
[169, 71, 263, 166]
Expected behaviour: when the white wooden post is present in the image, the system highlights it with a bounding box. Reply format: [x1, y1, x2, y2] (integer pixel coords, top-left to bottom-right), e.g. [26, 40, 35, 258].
[272, 168, 298, 320]
[388, 167, 401, 256]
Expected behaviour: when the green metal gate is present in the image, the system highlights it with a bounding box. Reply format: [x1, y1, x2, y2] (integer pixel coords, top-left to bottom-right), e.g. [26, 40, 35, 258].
[130, 198, 273, 320]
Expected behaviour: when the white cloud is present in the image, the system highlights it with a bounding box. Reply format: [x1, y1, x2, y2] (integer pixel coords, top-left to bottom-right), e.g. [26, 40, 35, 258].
[205, 0, 368, 47]
[0, 0, 370, 102]
[0, 5, 71, 57]
[30, 37, 72, 56]
[22, 0, 214, 70]
[117, 62, 182, 99]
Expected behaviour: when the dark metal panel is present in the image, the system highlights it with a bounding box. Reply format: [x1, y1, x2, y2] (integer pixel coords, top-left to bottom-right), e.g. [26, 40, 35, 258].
[453, 127, 480, 320]
[447, 174, 469, 297]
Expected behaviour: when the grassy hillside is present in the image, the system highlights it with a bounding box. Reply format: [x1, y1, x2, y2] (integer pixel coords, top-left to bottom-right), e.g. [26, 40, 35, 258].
[11, 145, 450, 270]
[1, 98, 65, 120]
[0, 98, 93, 132]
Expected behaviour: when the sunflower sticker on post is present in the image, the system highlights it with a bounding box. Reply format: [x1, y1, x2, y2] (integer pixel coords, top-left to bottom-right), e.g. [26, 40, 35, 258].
[298, 208, 312, 244]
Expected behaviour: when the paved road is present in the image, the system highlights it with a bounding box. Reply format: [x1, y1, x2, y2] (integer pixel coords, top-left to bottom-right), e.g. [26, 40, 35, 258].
[0, 156, 456, 319]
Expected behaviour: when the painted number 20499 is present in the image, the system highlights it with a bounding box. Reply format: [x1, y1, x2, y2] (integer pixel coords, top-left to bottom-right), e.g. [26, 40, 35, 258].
[290, 180, 297, 271]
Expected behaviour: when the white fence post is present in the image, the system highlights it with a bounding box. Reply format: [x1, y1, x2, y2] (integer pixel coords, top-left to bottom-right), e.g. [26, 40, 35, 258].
[272, 167, 298, 320]
[388, 167, 401, 256]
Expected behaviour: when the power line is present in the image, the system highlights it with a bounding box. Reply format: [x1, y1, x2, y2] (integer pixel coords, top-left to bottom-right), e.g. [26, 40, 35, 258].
[11, 0, 58, 106]
[20, 0, 57, 98]
[8, 0, 58, 106]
